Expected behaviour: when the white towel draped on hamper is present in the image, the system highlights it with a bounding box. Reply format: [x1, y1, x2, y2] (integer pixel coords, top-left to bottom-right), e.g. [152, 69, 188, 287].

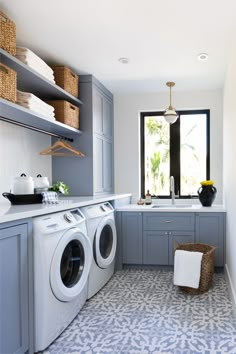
[174, 250, 203, 289]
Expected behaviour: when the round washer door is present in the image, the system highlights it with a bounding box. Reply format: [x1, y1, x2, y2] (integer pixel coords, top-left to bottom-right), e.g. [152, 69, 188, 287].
[94, 215, 117, 269]
[50, 227, 92, 302]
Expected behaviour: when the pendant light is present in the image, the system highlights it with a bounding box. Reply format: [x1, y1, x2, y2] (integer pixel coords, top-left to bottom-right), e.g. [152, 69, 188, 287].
[164, 81, 178, 124]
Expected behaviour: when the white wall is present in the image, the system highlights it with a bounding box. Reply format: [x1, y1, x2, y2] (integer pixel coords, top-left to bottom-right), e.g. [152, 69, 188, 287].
[0, 122, 52, 202]
[114, 89, 223, 203]
[223, 45, 236, 301]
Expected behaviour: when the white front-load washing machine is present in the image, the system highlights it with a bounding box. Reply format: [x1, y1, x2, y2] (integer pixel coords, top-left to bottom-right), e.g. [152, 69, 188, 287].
[81, 202, 117, 299]
[33, 208, 92, 352]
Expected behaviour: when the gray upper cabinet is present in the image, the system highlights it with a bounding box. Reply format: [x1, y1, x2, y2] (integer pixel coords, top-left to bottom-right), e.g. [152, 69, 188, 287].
[122, 212, 143, 264]
[93, 81, 113, 194]
[195, 213, 225, 267]
[93, 90, 113, 139]
[52, 75, 114, 195]
[0, 222, 29, 354]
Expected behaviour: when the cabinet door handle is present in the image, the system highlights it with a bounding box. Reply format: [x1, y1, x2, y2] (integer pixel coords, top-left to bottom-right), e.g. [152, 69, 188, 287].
[164, 220, 172, 223]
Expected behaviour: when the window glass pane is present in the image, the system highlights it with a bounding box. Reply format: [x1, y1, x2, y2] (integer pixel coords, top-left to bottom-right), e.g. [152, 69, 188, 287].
[144, 116, 170, 195]
[180, 114, 207, 196]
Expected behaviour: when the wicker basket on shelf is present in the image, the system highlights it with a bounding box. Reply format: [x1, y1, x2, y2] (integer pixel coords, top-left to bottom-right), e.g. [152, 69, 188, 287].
[175, 243, 216, 295]
[51, 66, 79, 98]
[0, 63, 16, 102]
[47, 100, 79, 129]
[0, 11, 16, 55]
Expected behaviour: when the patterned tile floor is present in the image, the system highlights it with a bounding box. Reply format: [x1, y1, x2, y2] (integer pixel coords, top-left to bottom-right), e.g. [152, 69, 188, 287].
[41, 269, 236, 354]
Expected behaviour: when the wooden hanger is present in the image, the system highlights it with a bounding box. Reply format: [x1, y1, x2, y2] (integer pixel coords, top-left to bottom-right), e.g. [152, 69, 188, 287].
[39, 140, 85, 157]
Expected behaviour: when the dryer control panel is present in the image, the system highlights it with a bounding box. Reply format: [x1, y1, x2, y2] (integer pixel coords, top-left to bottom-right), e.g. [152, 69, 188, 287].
[81, 202, 114, 219]
[33, 208, 86, 234]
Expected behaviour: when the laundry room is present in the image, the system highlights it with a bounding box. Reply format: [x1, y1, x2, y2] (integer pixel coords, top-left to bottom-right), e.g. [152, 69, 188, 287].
[0, 1, 236, 353]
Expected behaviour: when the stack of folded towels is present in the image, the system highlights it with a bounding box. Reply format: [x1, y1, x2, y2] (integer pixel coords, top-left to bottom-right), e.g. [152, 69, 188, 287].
[17, 90, 55, 120]
[16, 47, 55, 83]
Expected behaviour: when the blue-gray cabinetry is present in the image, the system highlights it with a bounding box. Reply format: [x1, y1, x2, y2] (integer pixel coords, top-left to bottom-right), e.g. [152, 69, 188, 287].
[0, 222, 29, 354]
[143, 231, 169, 265]
[118, 211, 225, 268]
[195, 213, 225, 267]
[143, 213, 194, 265]
[122, 212, 143, 264]
[52, 75, 114, 196]
[93, 80, 113, 194]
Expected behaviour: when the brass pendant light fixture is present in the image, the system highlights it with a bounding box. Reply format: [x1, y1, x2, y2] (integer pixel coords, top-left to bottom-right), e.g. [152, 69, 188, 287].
[164, 81, 178, 124]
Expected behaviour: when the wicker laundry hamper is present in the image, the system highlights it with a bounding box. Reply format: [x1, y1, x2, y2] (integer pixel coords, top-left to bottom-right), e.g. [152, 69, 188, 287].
[175, 243, 216, 295]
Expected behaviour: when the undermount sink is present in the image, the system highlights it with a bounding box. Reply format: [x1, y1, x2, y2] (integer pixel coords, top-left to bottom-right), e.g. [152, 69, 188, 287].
[151, 204, 193, 209]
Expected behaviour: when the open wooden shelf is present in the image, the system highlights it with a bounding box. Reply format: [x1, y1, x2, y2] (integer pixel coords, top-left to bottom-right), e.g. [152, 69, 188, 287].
[0, 48, 82, 107]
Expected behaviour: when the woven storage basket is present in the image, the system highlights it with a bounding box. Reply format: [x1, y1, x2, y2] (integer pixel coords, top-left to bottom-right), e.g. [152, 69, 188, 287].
[51, 66, 79, 97]
[0, 11, 16, 55]
[175, 243, 216, 295]
[47, 100, 79, 129]
[0, 63, 16, 102]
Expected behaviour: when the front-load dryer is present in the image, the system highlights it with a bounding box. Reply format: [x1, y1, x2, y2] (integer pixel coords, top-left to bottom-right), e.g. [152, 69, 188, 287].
[33, 209, 92, 352]
[81, 202, 117, 299]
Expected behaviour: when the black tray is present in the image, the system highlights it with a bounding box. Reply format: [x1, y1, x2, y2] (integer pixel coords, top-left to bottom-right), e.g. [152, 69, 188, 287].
[2, 192, 43, 205]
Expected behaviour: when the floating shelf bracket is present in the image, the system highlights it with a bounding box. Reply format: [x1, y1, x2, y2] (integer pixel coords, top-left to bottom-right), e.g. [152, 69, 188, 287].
[0, 116, 74, 142]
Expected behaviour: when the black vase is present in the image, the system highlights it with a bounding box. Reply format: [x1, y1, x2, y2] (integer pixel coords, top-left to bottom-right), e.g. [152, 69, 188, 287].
[198, 185, 217, 207]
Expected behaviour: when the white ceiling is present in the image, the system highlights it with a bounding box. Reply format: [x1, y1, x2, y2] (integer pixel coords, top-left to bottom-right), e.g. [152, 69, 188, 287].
[1, 0, 236, 94]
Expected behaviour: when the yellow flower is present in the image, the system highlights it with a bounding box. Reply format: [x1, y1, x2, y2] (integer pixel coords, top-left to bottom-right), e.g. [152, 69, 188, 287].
[200, 180, 215, 186]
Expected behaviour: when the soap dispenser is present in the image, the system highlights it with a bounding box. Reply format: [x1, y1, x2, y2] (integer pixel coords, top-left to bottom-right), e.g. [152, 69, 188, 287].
[145, 190, 152, 205]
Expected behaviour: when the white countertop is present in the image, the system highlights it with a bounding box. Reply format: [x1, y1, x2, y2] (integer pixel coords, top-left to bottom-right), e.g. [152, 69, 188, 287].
[116, 203, 226, 212]
[0, 194, 131, 224]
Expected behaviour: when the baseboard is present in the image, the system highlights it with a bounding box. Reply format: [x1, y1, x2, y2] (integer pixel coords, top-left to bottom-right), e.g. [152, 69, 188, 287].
[225, 264, 236, 306]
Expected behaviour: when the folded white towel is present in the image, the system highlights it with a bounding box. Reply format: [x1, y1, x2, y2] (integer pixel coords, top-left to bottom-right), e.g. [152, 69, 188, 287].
[17, 90, 55, 114]
[16, 55, 54, 78]
[17, 99, 55, 115]
[16, 55, 55, 83]
[17, 101, 55, 120]
[174, 250, 203, 289]
[16, 47, 54, 76]
[16, 90, 55, 120]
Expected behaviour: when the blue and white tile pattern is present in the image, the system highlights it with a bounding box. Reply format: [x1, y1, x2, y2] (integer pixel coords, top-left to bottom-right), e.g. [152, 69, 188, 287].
[40, 269, 236, 354]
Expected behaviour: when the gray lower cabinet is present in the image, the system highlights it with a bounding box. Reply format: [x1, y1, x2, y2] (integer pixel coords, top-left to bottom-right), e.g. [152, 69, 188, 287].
[122, 212, 143, 264]
[143, 213, 195, 265]
[119, 211, 225, 267]
[195, 212, 225, 266]
[143, 231, 169, 265]
[0, 222, 29, 354]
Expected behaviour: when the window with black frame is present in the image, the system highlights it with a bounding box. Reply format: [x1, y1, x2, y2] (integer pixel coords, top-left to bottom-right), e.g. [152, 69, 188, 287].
[140, 110, 210, 199]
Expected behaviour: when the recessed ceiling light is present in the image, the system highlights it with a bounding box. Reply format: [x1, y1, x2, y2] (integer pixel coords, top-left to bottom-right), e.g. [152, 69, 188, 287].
[118, 57, 129, 64]
[198, 53, 209, 61]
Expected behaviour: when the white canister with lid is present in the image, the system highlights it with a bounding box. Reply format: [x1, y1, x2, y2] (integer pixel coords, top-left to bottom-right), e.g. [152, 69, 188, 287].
[34, 174, 50, 189]
[12, 173, 34, 194]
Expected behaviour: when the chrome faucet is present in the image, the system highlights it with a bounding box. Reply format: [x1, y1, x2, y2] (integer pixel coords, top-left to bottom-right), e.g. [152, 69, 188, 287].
[170, 176, 175, 205]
